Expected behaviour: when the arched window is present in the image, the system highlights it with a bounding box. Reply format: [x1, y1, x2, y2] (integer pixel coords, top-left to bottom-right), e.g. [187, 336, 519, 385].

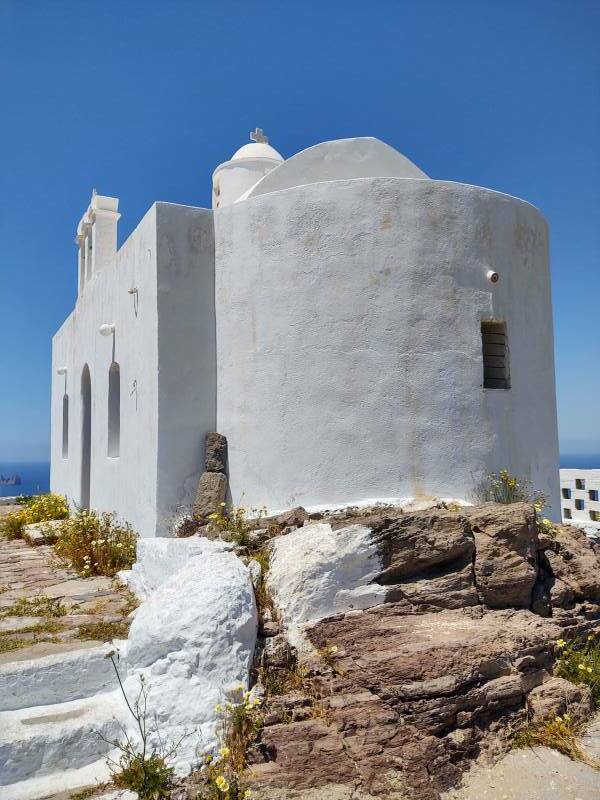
[80, 365, 92, 509]
[107, 362, 120, 457]
[62, 394, 69, 458]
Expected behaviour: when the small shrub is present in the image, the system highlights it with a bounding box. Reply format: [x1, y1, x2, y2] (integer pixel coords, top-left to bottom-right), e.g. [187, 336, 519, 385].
[53, 510, 137, 577]
[203, 684, 261, 798]
[555, 633, 600, 706]
[103, 653, 182, 800]
[0, 493, 69, 540]
[208, 504, 266, 548]
[472, 469, 546, 507]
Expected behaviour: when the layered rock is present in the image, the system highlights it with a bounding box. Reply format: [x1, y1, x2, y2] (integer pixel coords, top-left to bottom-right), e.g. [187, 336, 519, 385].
[247, 503, 600, 800]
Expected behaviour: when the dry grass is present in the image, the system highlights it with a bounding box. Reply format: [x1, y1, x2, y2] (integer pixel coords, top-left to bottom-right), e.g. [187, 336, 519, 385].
[513, 712, 598, 768]
[0, 595, 66, 618]
[77, 620, 131, 641]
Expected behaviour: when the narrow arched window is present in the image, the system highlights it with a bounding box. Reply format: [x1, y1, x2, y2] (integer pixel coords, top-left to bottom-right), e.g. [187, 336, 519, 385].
[62, 394, 69, 458]
[107, 362, 120, 457]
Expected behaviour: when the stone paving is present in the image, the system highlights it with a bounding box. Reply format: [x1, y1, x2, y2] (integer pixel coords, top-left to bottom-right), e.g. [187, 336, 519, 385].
[0, 526, 136, 664]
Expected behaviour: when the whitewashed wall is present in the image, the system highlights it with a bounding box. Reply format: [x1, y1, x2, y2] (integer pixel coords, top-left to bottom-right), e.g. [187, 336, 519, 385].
[51, 203, 217, 537]
[155, 203, 216, 533]
[214, 177, 561, 519]
[51, 206, 160, 536]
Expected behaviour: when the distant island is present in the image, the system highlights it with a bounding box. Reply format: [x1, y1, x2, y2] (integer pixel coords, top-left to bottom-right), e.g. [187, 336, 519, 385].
[0, 474, 21, 486]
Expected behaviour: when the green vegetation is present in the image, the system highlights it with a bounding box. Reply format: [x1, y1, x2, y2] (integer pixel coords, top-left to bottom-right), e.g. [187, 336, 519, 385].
[555, 633, 600, 706]
[1, 595, 66, 618]
[0, 493, 69, 540]
[104, 653, 181, 800]
[202, 685, 261, 798]
[77, 620, 131, 641]
[0, 621, 65, 652]
[53, 510, 137, 577]
[208, 503, 267, 548]
[472, 469, 546, 507]
[513, 711, 597, 767]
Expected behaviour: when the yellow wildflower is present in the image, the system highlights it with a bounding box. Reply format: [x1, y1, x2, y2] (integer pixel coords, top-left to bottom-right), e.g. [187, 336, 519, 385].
[556, 639, 566, 648]
[215, 703, 224, 712]
[219, 746, 231, 758]
[579, 663, 586, 670]
[588, 667, 593, 673]
[555, 716, 562, 723]
[215, 775, 229, 792]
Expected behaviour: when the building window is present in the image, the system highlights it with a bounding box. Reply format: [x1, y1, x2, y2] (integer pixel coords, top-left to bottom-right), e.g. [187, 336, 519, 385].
[481, 321, 510, 389]
[563, 508, 572, 519]
[590, 510, 600, 522]
[62, 394, 69, 458]
[561, 488, 571, 499]
[107, 362, 120, 457]
[589, 490, 599, 502]
[576, 478, 586, 490]
[575, 499, 585, 511]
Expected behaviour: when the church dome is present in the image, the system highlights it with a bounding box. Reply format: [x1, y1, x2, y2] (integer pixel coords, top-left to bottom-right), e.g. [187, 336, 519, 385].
[231, 141, 283, 162]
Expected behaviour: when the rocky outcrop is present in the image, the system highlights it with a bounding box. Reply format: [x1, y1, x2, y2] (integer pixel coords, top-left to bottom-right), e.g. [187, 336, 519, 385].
[247, 503, 600, 800]
[527, 676, 595, 723]
[467, 503, 538, 608]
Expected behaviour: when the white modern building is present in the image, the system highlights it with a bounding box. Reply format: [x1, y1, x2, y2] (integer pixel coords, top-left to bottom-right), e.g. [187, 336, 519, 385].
[560, 469, 600, 530]
[51, 131, 561, 536]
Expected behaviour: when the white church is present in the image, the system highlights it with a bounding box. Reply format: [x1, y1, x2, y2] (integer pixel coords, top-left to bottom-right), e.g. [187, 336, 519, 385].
[51, 131, 561, 536]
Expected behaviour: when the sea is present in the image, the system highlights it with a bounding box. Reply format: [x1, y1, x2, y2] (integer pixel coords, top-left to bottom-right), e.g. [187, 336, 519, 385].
[1, 455, 599, 499]
[0, 461, 50, 498]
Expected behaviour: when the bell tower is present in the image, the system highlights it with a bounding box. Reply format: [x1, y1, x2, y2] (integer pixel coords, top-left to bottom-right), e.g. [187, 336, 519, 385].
[212, 128, 284, 209]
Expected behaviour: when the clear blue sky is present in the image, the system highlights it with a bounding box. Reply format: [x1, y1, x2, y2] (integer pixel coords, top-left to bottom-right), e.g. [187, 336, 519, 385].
[0, 0, 598, 462]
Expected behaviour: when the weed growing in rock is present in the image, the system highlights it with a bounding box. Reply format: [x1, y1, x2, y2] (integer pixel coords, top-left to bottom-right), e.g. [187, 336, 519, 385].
[201, 684, 261, 799]
[76, 620, 131, 641]
[513, 711, 597, 766]
[0, 493, 69, 540]
[208, 504, 267, 548]
[555, 634, 600, 705]
[1, 595, 66, 618]
[103, 652, 183, 799]
[53, 510, 137, 577]
[472, 470, 546, 507]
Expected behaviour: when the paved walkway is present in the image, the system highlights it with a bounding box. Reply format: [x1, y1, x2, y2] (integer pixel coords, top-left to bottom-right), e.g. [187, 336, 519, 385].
[0, 532, 135, 664]
[443, 716, 600, 800]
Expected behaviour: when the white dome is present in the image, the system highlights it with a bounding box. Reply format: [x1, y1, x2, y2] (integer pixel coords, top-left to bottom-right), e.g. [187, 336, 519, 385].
[231, 142, 283, 162]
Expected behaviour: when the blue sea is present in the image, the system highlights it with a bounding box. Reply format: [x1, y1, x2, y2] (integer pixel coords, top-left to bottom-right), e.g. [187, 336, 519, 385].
[560, 454, 600, 469]
[0, 455, 598, 500]
[0, 461, 50, 498]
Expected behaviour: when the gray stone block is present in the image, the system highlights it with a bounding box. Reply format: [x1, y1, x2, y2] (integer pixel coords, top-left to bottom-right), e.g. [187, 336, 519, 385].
[193, 471, 228, 521]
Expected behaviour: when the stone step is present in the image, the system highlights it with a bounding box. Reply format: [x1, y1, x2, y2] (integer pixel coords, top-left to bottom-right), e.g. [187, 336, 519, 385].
[0, 754, 115, 800]
[0, 691, 126, 793]
[0, 641, 123, 712]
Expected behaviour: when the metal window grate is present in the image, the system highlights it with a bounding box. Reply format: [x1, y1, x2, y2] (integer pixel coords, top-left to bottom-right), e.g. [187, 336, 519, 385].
[481, 321, 510, 389]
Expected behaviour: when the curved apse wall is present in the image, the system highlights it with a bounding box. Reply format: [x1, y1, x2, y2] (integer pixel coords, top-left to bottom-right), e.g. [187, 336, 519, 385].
[214, 176, 560, 518]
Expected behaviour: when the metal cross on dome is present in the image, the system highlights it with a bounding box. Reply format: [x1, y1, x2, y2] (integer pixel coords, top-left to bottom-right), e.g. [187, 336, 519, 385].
[250, 127, 269, 144]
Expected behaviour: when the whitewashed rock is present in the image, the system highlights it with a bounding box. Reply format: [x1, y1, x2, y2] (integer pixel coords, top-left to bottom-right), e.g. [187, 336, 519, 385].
[267, 522, 386, 647]
[118, 536, 233, 599]
[122, 550, 257, 773]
